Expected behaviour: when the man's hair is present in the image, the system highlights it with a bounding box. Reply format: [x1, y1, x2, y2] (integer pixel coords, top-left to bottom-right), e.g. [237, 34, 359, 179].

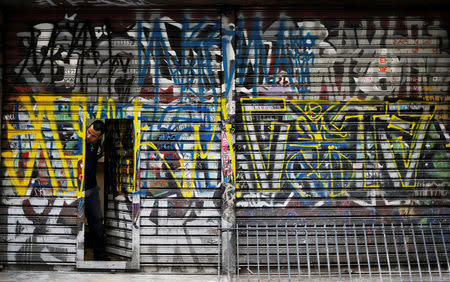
[90, 120, 105, 135]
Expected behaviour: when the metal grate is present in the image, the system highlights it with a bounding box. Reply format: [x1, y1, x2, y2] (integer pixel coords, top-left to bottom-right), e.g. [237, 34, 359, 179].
[219, 222, 450, 281]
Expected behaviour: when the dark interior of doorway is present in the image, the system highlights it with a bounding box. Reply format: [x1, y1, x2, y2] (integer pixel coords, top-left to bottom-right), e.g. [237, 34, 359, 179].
[84, 118, 134, 262]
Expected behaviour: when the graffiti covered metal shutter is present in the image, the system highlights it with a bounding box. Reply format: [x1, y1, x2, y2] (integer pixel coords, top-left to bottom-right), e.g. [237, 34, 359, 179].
[135, 9, 222, 270]
[1, 4, 448, 274]
[235, 7, 449, 268]
[1, 10, 84, 264]
[104, 119, 135, 261]
[1, 7, 223, 269]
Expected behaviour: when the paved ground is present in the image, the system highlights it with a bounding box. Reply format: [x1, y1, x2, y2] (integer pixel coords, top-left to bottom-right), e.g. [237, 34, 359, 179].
[0, 269, 447, 281]
[1, 271, 221, 282]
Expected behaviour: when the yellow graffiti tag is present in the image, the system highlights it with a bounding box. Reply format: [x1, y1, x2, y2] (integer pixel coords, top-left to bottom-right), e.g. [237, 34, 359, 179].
[2, 96, 87, 197]
[376, 101, 435, 188]
[241, 97, 290, 192]
[240, 98, 436, 194]
[287, 144, 352, 197]
[134, 98, 222, 198]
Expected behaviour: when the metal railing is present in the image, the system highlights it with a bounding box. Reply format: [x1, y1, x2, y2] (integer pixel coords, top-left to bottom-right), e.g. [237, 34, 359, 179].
[219, 222, 450, 281]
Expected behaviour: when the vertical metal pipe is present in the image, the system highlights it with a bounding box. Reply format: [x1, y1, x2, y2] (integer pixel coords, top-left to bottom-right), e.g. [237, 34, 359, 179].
[382, 223, 392, 281]
[344, 224, 352, 279]
[226, 227, 230, 282]
[227, 227, 232, 282]
[285, 223, 291, 281]
[411, 222, 422, 281]
[420, 224, 433, 281]
[363, 222, 372, 280]
[295, 224, 301, 280]
[391, 224, 403, 281]
[334, 224, 341, 280]
[256, 224, 260, 281]
[315, 223, 321, 277]
[429, 223, 442, 281]
[236, 224, 240, 279]
[354, 223, 362, 278]
[276, 223, 281, 280]
[218, 227, 221, 278]
[372, 223, 382, 281]
[438, 222, 450, 275]
[246, 223, 250, 281]
[401, 222, 412, 281]
[324, 224, 331, 278]
[266, 224, 271, 280]
[305, 223, 311, 279]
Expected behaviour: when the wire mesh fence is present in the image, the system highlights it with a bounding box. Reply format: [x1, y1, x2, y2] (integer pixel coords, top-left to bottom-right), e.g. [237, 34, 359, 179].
[219, 222, 450, 281]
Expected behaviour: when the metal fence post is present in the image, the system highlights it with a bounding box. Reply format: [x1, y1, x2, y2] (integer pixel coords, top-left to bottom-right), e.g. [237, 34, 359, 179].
[221, 183, 236, 277]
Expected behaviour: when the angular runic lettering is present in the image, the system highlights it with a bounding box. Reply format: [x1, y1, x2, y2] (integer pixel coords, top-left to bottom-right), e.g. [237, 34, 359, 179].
[241, 98, 290, 191]
[373, 103, 435, 188]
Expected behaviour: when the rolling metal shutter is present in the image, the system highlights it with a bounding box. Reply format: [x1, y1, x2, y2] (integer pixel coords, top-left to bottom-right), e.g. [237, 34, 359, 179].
[0, 7, 223, 270]
[234, 8, 449, 274]
[1, 8, 84, 263]
[134, 9, 222, 271]
[0, 8, 139, 266]
[0, 4, 448, 275]
[104, 119, 135, 261]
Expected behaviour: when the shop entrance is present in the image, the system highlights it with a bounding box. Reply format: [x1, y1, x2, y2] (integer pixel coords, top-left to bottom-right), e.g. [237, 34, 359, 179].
[77, 119, 139, 269]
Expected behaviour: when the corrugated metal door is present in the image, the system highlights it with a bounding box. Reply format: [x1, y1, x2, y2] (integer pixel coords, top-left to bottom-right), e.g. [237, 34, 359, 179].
[135, 9, 223, 271]
[234, 7, 449, 271]
[104, 119, 136, 263]
[2, 4, 448, 274]
[1, 9, 85, 264]
[1, 7, 223, 271]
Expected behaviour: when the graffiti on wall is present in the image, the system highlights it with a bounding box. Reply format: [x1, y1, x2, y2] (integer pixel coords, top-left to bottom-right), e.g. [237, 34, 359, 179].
[234, 14, 449, 102]
[2, 96, 86, 197]
[5, 11, 224, 197]
[237, 98, 443, 195]
[10, 12, 222, 103]
[1, 10, 449, 239]
[232, 12, 449, 218]
[1, 96, 222, 198]
[236, 16, 317, 96]
[34, 0, 160, 6]
[2, 195, 78, 263]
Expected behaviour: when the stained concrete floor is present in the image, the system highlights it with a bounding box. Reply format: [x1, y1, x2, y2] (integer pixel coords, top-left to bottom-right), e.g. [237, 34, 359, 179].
[0, 270, 221, 282]
[0, 269, 447, 281]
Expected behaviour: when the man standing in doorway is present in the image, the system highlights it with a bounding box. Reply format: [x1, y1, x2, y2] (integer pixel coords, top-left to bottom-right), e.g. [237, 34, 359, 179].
[84, 120, 107, 261]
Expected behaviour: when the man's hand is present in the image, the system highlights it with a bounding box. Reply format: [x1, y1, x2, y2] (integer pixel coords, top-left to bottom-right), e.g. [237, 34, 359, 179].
[77, 159, 83, 182]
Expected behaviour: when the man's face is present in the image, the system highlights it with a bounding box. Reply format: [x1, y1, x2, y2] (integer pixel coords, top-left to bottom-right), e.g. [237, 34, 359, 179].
[86, 125, 102, 144]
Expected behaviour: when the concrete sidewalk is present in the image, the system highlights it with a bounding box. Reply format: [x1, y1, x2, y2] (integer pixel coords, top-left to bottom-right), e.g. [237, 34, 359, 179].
[0, 271, 221, 282]
[0, 270, 446, 281]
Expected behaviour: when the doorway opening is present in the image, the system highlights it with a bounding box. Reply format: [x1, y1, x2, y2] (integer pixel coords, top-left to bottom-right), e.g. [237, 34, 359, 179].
[78, 118, 139, 269]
